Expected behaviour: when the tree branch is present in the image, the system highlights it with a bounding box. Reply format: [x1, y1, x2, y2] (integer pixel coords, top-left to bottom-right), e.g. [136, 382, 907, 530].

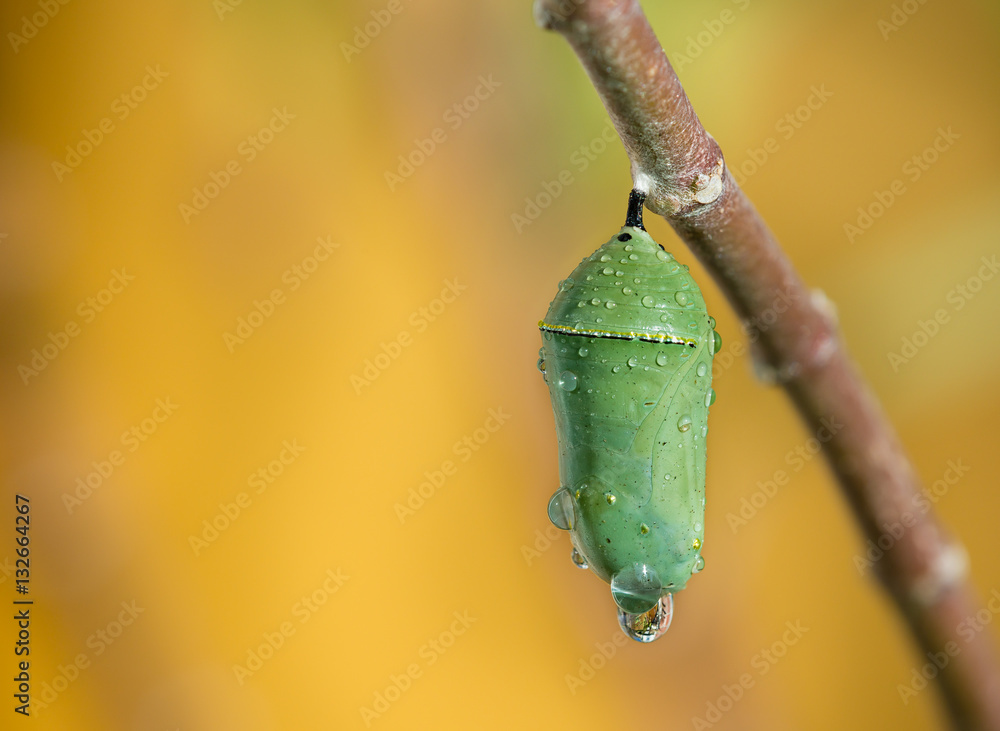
[535, 1, 1000, 728]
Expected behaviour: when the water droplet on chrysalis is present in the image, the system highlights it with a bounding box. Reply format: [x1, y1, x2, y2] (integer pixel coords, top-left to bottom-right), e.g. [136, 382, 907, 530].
[677, 415, 692, 432]
[547, 488, 575, 530]
[693, 555, 705, 574]
[610, 563, 662, 614]
[571, 548, 588, 569]
[696, 362, 708, 377]
[674, 291, 690, 306]
[641, 295, 655, 308]
[655, 352, 668, 366]
[558, 371, 578, 391]
[627, 356, 639, 367]
[617, 593, 673, 643]
[578, 347, 589, 357]
[713, 331, 722, 354]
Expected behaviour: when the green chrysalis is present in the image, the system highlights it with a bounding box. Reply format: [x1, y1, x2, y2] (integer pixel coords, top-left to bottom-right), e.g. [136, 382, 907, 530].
[538, 190, 719, 642]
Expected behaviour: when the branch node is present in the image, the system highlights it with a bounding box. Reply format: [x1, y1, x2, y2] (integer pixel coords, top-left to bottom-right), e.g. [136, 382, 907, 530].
[910, 542, 970, 607]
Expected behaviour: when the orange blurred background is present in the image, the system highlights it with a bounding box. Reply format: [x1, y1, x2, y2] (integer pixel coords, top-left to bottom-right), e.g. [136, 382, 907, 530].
[1, 0, 999, 729]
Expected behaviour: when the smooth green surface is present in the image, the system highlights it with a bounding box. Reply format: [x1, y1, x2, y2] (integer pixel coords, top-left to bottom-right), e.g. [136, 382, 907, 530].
[540, 226, 716, 600]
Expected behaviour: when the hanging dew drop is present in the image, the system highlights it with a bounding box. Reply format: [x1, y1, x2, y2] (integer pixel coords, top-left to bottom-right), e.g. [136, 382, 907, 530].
[610, 563, 661, 614]
[571, 548, 589, 569]
[693, 556, 705, 574]
[547, 488, 575, 530]
[617, 593, 673, 643]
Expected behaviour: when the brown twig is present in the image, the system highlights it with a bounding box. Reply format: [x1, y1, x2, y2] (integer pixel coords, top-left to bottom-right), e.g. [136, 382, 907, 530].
[534, 0, 1000, 728]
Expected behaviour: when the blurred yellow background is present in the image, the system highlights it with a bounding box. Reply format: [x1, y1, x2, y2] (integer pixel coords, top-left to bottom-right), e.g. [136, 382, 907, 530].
[1, 0, 998, 728]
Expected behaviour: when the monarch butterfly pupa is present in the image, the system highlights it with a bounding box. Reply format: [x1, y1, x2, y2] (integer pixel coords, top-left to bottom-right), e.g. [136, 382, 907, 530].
[538, 190, 720, 642]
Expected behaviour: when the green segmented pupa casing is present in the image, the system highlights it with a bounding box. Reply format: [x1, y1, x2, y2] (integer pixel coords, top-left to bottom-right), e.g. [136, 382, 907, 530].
[538, 196, 719, 641]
